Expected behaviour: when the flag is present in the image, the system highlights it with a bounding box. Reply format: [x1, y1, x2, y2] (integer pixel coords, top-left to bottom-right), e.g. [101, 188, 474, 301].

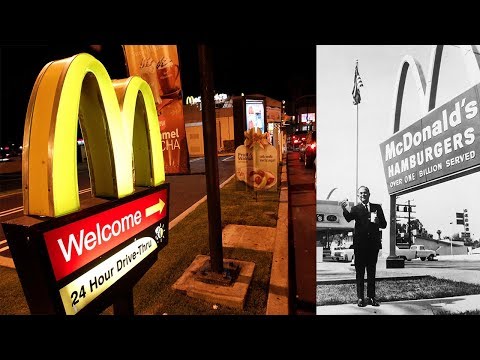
[352, 61, 364, 105]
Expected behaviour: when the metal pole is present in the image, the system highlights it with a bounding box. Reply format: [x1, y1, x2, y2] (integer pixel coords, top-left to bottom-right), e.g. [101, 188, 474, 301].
[450, 222, 453, 256]
[389, 195, 397, 257]
[198, 44, 223, 273]
[407, 200, 411, 247]
[355, 104, 359, 200]
[113, 289, 134, 315]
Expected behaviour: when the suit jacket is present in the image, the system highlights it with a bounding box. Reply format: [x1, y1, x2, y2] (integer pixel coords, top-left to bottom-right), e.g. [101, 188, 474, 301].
[343, 202, 387, 252]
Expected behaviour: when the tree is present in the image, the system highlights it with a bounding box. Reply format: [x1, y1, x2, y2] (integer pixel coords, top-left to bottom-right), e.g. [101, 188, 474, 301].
[396, 222, 405, 233]
[409, 218, 423, 231]
[437, 230, 442, 240]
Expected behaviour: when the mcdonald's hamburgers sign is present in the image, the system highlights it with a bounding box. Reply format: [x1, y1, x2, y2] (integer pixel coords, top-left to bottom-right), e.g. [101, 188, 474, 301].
[380, 84, 480, 195]
[1, 53, 170, 315]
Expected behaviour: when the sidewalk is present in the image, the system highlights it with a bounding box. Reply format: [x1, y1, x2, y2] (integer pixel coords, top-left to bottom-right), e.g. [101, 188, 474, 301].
[316, 254, 480, 315]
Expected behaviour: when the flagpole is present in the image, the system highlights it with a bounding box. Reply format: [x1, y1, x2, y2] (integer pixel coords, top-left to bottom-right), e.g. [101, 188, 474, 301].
[352, 59, 362, 203]
[355, 103, 359, 201]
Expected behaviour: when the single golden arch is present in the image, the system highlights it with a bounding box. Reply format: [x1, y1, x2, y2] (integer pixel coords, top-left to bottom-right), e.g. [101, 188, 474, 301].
[391, 45, 480, 133]
[23, 53, 165, 218]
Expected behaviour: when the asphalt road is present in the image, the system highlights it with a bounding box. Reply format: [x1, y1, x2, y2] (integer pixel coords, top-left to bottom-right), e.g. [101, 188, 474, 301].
[0, 155, 235, 259]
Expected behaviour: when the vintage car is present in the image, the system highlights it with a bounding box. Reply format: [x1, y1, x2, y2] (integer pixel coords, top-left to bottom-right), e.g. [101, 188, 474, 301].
[331, 244, 355, 262]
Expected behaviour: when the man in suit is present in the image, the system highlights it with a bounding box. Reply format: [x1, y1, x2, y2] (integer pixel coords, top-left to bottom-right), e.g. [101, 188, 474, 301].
[340, 186, 387, 307]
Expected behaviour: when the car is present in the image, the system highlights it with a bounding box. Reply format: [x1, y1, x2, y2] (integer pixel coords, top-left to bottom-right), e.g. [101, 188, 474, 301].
[290, 131, 308, 151]
[471, 247, 480, 255]
[331, 244, 355, 262]
[0, 143, 22, 161]
[299, 131, 316, 168]
[0, 148, 12, 162]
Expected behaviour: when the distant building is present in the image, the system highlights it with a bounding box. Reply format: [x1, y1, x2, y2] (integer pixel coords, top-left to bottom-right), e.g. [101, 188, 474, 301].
[184, 93, 283, 157]
[294, 94, 316, 133]
[413, 234, 468, 255]
[316, 200, 354, 249]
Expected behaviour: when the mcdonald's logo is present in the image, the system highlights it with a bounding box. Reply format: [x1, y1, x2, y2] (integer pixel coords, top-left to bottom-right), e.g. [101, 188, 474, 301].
[380, 45, 480, 195]
[186, 95, 195, 105]
[23, 53, 165, 217]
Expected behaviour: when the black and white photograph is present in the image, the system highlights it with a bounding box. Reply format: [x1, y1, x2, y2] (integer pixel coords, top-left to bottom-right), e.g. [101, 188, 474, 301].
[316, 45, 480, 315]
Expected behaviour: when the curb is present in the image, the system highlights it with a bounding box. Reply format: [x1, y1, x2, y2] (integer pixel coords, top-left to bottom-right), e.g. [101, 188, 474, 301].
[316, 275, 430, 285]
[168, 173, 235, 230]
[266, 157, 289, 315]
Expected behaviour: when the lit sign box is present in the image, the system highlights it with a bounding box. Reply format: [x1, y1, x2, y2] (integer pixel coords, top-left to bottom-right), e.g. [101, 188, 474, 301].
[2, 184, 169, 315]
[301, 113, 315, 123]
[2, 53, 169, 315]
[380, 84, 480, 195]
[246, 99, 265, 134]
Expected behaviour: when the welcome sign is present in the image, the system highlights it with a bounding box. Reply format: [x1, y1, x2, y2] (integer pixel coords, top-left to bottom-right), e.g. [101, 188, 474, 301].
[380, 84, 480, 195]
[2, 53, 170, 315]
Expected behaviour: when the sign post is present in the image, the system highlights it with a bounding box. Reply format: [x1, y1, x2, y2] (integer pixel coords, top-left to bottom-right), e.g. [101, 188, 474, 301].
[381, 46, 480, 268]
[195, 44, 240, 284]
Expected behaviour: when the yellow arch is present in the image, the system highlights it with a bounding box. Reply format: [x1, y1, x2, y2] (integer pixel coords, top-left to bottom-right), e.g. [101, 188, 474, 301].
[23, 53, 164, 217]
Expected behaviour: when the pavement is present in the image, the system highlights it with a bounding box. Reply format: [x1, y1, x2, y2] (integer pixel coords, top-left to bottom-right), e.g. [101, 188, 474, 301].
[316, 253, 480, 315]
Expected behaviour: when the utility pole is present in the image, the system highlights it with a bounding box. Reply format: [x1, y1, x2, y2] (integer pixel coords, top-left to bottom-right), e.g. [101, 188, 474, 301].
[407, 200, 411, 247]
[396, 201, 416, 246]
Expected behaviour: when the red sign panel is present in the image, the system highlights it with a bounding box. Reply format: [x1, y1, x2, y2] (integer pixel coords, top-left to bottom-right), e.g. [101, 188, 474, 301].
[380, 84, 480, 194]
[44, 189, 168, 281]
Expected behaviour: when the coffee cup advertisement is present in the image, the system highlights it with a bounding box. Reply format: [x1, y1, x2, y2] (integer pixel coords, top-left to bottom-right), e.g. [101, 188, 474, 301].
[123, 45, 189, 175]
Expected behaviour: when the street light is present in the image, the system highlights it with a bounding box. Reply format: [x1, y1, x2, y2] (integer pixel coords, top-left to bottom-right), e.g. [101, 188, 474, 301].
[449, 221, 453, 256]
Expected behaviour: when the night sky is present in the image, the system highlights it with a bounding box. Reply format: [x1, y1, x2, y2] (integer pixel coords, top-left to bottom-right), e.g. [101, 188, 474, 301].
[0, 43, 315, 145]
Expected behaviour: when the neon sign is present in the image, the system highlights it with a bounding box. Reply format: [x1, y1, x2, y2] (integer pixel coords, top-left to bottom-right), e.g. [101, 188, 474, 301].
[23, 53, 165, 217]
[2, 53, 170, 315]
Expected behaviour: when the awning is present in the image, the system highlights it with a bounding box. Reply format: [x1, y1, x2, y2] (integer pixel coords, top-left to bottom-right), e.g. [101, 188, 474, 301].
[316, 199, 354, 231]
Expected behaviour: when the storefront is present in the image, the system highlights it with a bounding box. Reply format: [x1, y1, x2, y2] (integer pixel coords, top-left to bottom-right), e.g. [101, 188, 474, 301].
[316, 200, 354, 261]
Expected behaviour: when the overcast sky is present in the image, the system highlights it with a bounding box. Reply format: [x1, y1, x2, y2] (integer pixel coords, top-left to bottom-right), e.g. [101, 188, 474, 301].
[316, 45, 480, 241]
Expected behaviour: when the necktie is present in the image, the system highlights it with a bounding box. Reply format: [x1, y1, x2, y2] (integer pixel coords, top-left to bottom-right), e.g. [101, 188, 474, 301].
[365, 204, 369, 212]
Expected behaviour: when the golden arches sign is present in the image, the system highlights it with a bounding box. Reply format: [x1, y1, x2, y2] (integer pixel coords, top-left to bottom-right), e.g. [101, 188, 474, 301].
[381, 45, 480, 196]
[185, 96, 195, 105]
[23, 53, 165, 218]
[381, 45, 480, 264]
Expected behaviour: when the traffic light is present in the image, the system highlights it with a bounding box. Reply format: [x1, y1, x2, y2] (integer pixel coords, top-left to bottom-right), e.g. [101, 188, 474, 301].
[396, 204, 415, 213]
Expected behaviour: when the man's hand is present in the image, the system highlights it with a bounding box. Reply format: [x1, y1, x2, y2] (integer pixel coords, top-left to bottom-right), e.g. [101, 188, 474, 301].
[340, 199, 348, 210]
